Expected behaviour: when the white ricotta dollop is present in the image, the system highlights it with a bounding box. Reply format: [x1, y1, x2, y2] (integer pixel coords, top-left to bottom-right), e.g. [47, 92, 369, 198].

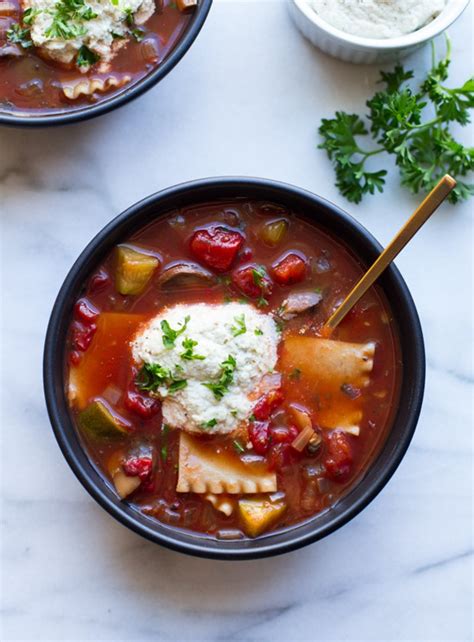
[310, 0, 447, 39]
[132, 303, 280, 436]
[22, 0, 155, 67]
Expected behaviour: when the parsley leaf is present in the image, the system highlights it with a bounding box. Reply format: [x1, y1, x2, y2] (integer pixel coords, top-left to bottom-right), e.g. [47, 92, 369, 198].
[131, 28, 145, 42]
[233, 439, 245, 454]
[23, 8, 40, 25]
[203, 355, 237, 400]
[251, 266, 266, 287]
[136, 363, 187, 395]
[180, 337, 205, 361]
[201, 418, 217, 429]
[44, 0, 97, 41]
[136, 362, 169, 391]
[318, 37, 473, 205]
[76, 45, 98, 68]
[168, 379, 187, 394]
[6, 24, 33, 49]
[161, 315, 190, 349]
[231, 314, 246, 337]
[254, 328, 263, 336]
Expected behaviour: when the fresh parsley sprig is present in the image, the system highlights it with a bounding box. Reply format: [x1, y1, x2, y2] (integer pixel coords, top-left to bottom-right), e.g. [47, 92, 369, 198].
[136, 362, 187, 395]
[203, 355, 237, 400]
[318, 38, 474, 205]
[6, 23, 33, 49]
[180, 337, 205, 361]
[161, 315, 190, 349]
[230, 314, 247, 337]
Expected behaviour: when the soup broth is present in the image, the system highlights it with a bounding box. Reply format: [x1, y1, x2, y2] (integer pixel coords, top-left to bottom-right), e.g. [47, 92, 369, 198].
[66, 199, 401, 539]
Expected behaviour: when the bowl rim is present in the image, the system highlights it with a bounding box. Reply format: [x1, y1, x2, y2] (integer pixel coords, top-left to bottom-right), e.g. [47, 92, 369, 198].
[43, 176, 425, 560]
[291, 0, 470, 50]
[0, 0, 213, 128]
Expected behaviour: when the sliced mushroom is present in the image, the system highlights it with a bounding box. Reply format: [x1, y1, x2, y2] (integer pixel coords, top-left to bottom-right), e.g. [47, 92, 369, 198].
[157, 262, 216, 290]
[0, 1, 16, 15]
[0, 44, 24, 58]
[278, 290, 322, 320]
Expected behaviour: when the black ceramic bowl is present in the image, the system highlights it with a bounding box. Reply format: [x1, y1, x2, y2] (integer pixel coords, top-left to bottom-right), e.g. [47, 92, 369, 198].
[44, 177, 425, 559]
[0, 0, 212, 128]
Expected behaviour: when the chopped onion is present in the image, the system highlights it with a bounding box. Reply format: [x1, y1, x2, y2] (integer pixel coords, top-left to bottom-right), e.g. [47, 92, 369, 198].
[340, 425, 360, 436]
[289, 406, 315, 452]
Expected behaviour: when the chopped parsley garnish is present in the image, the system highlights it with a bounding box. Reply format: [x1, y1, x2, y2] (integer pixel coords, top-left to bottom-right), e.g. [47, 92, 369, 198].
[230, 409, 238, 417]
[203, 354, 237, 400]
[136, 363, 187, 395]
[123, 7, 134, 26]
[254, 328, 263, 336]
[160, 425, 169, 460]
[201, 418, 218, 429]
[161, 315, 190, 349]
[76, 45, 98, 68]
[6, 24, 33, 49]
[180, 337, 205, 361]
[168, 379, 188, 394]
[23, 8, 40, 25]
[136, 362, 169, 391]
[44, 0, 97, 41]
[231, 314, 247, 337]
[257, 296, 269, 308]
[251, 266, 266, 288]
[233, 439, 245, 454]
[131, 28, 145, 42]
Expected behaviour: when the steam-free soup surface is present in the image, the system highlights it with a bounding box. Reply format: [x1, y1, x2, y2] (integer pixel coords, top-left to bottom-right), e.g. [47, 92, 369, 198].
[67, 199, 401, 539]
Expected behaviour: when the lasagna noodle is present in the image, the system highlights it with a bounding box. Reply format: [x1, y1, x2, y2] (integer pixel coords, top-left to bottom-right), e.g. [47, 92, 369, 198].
[62, 75, 131, 100]
[280, 337, 375, 431]
[177, 432, 277, 494]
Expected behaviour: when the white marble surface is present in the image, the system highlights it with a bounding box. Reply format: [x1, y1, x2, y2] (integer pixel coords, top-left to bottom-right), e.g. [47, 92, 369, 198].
[1, 1, 473, 640]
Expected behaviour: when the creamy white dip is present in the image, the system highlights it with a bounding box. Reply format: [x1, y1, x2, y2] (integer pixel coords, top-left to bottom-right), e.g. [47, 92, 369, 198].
[310, 0, 447, 39]
[132, 303, 279, 436]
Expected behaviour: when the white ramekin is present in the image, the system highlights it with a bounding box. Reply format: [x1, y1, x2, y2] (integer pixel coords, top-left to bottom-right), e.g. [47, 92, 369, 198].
[289, 0, 471, 64]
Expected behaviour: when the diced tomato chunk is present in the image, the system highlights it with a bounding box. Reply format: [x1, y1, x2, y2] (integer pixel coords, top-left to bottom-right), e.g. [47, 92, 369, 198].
[248, 420, 270, 455]
[269, 424, 299, 444]
[190, 226, 244, 272]
[253, 388, 284, 421]
[69, 350, 82, 366]
[323, 431, 353, 483]
[74, 298, 99, 323]
[71, 321, 97, 351]
[122, 456, 153, 481]
[125, 388, 161, 419]
[268, 442, 293, 471]
[239, 246, 253, 262]
[272, 253, 307, 286]
[88, 269, 111, 294]
[231, 264, 273, 300]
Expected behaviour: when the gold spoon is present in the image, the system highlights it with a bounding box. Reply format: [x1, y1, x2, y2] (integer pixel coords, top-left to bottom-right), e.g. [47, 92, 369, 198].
[325, 174, 457, 331]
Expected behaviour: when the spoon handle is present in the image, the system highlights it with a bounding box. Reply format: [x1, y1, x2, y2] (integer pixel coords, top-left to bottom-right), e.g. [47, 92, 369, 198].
[325, 174, 457, 331]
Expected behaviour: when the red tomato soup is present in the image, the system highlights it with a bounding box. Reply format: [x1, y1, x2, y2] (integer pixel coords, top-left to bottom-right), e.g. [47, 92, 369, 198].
[0, 0, 191, 114]
[66, 200, 401, 539]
